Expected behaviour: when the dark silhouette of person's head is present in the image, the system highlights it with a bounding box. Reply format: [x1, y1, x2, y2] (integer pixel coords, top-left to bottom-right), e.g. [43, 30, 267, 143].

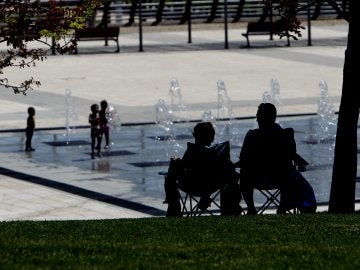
[256, 103, 277, 129]
[28, 107, 35, 116]
[100, 100, 108, 110]
[193, 122, 215, 146]
[91, 104, 99, 113]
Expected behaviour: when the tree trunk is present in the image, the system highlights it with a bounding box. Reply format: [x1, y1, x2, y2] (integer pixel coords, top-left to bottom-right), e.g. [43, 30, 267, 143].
[329, 0, 360, 213]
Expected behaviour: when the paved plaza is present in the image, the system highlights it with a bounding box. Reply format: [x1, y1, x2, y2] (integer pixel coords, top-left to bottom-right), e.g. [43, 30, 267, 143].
[1, 20, 358, 221]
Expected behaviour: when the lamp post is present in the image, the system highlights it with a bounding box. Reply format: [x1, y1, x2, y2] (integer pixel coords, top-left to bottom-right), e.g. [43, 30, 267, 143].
[224, 0, 229, 49]
[139, 0, 143, 51]
[188, 1, 192, 43]
[307, 0, 312, 46]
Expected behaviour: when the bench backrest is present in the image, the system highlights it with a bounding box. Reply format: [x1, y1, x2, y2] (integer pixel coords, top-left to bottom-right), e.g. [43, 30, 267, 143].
[247, 21, 287, 33]
[75, 27, 119, 38]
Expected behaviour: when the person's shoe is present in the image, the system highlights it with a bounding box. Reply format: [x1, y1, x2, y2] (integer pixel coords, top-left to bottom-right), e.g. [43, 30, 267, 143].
[25, 148, 31, 152]
[104, 145, 109, 150]
[166, 202, 182, 217]
[221, 205, 244, 216]
[234, 205, 244, 215]
[247, 208, 257, 215]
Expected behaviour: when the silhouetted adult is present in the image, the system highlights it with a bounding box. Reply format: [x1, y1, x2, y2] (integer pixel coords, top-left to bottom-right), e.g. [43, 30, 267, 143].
[235, 103, 315, 214]
[164, 122, 242, 216]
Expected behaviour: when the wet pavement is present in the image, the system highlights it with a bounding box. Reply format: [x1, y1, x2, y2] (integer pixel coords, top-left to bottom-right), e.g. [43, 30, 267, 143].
[1, 19, 359, 220]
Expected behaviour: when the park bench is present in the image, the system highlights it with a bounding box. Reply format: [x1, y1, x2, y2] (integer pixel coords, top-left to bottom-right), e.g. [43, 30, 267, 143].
[74, 26, 120, 53]
[242, 21, 290, 47]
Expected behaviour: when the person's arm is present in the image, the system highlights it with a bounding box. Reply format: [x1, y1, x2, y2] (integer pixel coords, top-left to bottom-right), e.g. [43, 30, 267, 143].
[181, 143, 192, 166]
[26, 117, 30, 129]
[289, 128, 297, 155]
[282, 128, 296, 155]
[284, 128, 308, 171]
[234, 130, 253, 168]
[32, 117, 35, 130]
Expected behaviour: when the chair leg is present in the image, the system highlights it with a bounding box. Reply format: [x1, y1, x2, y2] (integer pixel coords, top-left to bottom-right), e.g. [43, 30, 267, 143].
[256, 189, 281, 214]
[256, 189, 300, 215]
[180, 190, 221, 217]
[181, 193, 190, 216]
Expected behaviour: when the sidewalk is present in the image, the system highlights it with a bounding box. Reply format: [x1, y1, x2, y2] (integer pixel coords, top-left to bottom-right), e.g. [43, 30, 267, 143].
[0, 20, 354, 221]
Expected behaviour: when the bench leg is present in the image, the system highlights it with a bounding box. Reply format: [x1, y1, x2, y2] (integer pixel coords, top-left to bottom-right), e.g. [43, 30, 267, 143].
[242, 34, 250, 48]
[115, 38, 120, 53]
[245, 35, 250, 48]
[104, 37, 120, 52]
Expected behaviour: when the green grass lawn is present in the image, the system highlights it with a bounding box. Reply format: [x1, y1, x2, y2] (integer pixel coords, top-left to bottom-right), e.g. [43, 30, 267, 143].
[1, 213, 360, 269]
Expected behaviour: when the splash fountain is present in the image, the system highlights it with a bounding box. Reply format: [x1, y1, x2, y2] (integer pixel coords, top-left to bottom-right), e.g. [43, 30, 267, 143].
[215, 80, 239, 144]
[154, 98, 186, 158]
[262, 78, 282, 106]
[105, 104, 122, 147]
[304, 80, 337, 146]
[169, 78, 185, 110]
[64, 88, 78, 143]
[44, 88, 88, 147]
[317, 80, 337, 143]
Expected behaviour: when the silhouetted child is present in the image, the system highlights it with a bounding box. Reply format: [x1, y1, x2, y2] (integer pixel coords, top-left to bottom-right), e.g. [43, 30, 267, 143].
[89, 104, 102, 159]
[99, 99, 110, 150]
[25, 107, 36, 152]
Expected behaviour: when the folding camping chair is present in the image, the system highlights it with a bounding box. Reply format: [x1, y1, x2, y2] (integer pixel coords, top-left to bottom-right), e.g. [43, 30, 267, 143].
[254, 183, 282, 214]
[253, 183, 300, 214]
[159, 172, 222, 217]
[178, 185, 222, 217]
[160, 140, 235, 217]
[252, 156, 309, 215]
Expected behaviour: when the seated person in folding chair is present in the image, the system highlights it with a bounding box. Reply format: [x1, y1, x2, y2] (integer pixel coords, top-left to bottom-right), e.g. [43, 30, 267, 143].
[234, 103, 314, 215]
[164, 122, 242, 217]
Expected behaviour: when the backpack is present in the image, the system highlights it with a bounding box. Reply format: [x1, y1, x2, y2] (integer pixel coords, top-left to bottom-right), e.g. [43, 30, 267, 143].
[293, 170, 317, 213]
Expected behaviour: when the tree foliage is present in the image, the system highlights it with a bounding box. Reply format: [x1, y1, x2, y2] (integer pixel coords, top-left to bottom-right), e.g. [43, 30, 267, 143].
[265, 0, 349, 39]
[0, 0, 106, 94]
